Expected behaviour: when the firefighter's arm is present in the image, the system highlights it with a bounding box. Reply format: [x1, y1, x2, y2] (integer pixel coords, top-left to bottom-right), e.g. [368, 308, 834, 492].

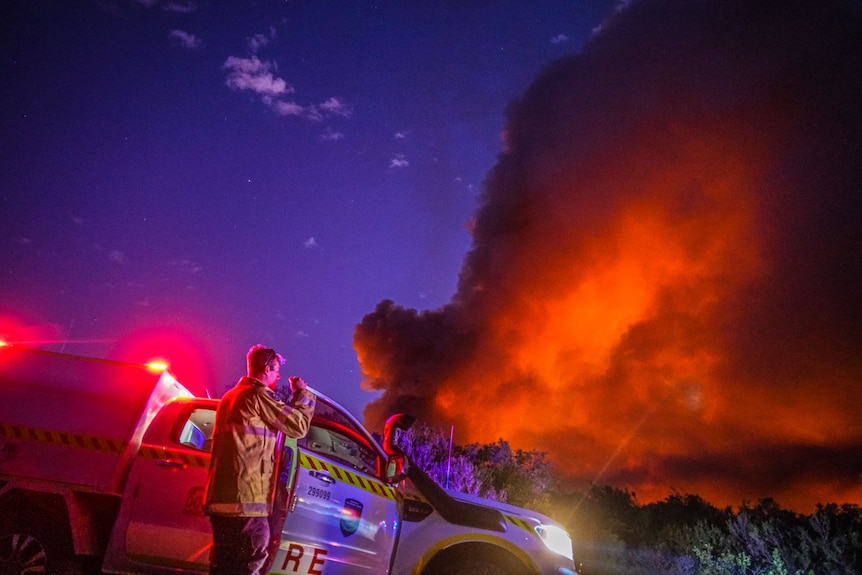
[260, 386, 316, 438]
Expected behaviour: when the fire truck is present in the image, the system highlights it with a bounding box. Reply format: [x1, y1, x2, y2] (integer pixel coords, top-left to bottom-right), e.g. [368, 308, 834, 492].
[0, 343, 577, 574]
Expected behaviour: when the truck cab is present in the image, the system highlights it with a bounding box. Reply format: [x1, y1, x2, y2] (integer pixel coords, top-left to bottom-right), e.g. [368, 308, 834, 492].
[100, 390, 404, 574]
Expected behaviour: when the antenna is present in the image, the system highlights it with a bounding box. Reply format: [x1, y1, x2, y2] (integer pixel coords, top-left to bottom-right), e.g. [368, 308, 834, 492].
[445, 424, 454, 489]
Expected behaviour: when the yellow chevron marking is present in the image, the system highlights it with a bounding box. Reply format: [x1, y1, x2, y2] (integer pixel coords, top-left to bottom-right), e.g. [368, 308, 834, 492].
[0, 423, 211, 470]
[0, 423, 126, 455]
[300, 452, 397, 501]
[503, 513, 535, 533]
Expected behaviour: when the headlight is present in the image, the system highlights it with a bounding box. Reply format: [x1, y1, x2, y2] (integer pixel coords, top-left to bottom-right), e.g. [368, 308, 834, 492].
[535, 524, 573, 560]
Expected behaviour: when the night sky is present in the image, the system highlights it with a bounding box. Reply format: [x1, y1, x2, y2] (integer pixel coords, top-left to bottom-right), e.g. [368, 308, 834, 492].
[3, 0, 862, 513]
[2, 0, 612, 403]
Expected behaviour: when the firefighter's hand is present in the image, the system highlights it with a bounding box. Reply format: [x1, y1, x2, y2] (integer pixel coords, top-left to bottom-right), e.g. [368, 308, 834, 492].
[288, 376, 307, 393]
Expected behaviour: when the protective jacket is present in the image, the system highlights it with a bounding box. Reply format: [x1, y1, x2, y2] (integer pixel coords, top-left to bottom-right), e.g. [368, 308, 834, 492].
[204, 377, 316, 516]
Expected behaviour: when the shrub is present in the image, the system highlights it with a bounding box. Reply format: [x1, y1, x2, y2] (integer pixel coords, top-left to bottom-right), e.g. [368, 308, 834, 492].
[393, 425, 862, 575]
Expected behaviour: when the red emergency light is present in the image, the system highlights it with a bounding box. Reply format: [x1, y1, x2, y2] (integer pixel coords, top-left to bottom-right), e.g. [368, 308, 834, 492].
[145, 360, 170, 373]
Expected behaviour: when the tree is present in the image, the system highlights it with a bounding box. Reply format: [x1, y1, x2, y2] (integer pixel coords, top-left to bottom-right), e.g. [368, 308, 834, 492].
[400, 425, 554, 512]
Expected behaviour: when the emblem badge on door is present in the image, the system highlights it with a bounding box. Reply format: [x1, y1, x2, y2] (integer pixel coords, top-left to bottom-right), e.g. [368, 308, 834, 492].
[340, 498, 363, 536]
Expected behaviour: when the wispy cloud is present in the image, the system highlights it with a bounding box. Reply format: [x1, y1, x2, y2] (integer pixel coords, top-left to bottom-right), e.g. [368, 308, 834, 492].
[248, 28, 276, 53]
[169, 29, 202, 49]
[162, 0, 196, 13]
[223, 30, 352, 130]
[223, 56, 292, 97]
[271, 97, 353, 121]
[319, 127, 344, 141]
[389, 154, 409, 169]
[305, 97, 353, 122]
[223, 56, 293, 97]
[550, 33, 570, 44]
[304, 237, 319, 248]
[268, 99, 305, 117]
[317, 97, 352, 118]
[129, 0, 197, 12]
[223, 57, 352, 124]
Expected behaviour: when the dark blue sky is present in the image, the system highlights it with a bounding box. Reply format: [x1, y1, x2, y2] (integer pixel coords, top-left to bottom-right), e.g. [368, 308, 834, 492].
[1, 0, 615, 414]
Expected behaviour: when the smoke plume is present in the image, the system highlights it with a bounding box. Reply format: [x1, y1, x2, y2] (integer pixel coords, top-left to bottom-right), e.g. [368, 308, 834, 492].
[355, 0, 862, 511]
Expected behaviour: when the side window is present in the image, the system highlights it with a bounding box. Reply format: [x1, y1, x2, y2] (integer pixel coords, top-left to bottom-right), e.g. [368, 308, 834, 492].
[300, 422, 379, 477]
[177, 407, 216, 452]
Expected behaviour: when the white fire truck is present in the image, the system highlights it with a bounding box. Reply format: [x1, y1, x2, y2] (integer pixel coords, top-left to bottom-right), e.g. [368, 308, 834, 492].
[0, 343, 577, 575]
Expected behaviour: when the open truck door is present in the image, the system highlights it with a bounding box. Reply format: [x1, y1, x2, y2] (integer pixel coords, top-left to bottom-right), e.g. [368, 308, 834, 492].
[267, 395, 401, 575]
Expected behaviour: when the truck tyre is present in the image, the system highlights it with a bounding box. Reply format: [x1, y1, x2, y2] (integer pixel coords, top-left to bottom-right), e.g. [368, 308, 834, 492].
[423, 546, 529, 575]
[0, 532, 49, 575]
[433, 558, 506, 575]
[0, 514, 83, 575]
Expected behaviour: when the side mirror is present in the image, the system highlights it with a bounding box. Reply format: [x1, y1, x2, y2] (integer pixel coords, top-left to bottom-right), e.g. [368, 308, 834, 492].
[383, 413, 416, 456]
[385, 454, 408, 484]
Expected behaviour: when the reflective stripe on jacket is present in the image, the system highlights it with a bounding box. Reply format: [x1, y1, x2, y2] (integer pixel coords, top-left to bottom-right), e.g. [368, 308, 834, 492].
[204, 377, 316, 516]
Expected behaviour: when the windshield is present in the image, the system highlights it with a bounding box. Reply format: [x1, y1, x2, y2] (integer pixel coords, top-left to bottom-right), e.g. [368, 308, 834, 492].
[298, 392, 386, 477]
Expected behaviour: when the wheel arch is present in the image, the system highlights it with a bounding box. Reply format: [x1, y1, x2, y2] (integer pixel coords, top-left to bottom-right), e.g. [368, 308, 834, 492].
[0, 487, 74, 547]
[0, 487, 84, 575]
[0, 485, 113, 556]
[0, 487, 69, 523]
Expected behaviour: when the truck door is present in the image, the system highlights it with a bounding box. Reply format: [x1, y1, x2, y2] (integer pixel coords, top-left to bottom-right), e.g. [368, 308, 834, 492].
[103, 402, 215, 573]
[268, 418, 399, 575]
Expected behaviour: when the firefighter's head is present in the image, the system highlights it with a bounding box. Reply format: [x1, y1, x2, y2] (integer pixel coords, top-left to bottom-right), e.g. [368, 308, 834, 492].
[247, 344, 283, 389]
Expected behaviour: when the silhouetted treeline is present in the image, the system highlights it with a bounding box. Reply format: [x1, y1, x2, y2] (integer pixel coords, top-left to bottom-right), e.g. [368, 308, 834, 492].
[400, 425, 862, 575]
[565, 488, 861, 575]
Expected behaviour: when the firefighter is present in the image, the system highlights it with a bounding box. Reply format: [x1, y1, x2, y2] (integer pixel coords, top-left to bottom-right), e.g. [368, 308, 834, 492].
[204, 344, 316, 575]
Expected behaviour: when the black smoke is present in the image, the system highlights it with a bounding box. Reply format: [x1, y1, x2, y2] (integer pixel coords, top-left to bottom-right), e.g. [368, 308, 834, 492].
[355, 0, 862, 510]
